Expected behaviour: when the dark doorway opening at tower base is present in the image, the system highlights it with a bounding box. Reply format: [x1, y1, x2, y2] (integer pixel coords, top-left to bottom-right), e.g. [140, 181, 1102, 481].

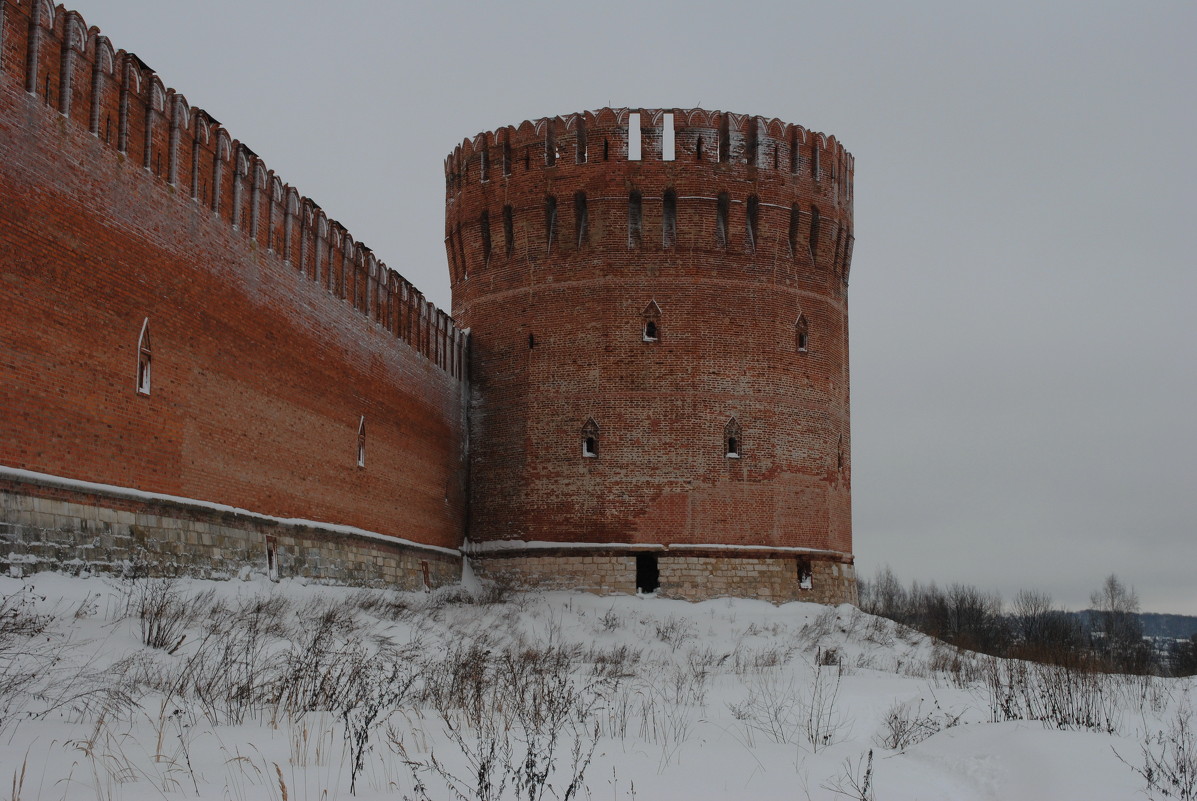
[636, 554, 660, 594]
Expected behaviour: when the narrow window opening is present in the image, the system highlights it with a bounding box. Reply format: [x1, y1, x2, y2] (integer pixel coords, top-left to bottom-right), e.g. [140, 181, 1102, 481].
[576, 119, 587, 164]
[662, 189, 677, 248]
[356, 416, 366, 468]
[789, 203, 800, 257]
[524, 148, 530, 170]
[716, 192, 730, 248]
[662, 112, 675, 161]
[695, 135, 703, 161]
[772, 143, 779, 171]
[724, 417, 742, 458]
[812, 148, 821, 181]
[718, 115, 730, 163]
[628, 112, 642, 161]
[574, 191, 588, 247]
[746, 121, 758, 167]
[545, 123, 556, 167]
[503, 204, 514, 255]
[603, 138, 609, 161]
[636, 554, 660, 594]
[627, 190, 642, 248]
[479, 210, 492, 262]
[528, 333, 536, 349]
[797, 557, 813, 590]
[809, 205, 821, 258]
[837, 434, 845, 471]
[544, 195, 558, 251]
[581, 418, 599, 458]
[502, 138, 512, 176]
[266, 537, 279, 581]
[790, 132, 800, 174]
[136, 318, 152, 395]
[796, 314, 809, 353]
[642, 300, 662, 343]
[480, 149, 489, 182]
[746, 195, 760, 252]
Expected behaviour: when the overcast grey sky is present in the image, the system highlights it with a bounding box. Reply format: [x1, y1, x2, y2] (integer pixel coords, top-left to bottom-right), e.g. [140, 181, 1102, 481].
[78, 1, 1197, 614]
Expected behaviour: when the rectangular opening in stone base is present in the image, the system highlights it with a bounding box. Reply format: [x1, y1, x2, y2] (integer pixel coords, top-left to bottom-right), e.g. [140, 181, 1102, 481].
[471, 551, 856, 606]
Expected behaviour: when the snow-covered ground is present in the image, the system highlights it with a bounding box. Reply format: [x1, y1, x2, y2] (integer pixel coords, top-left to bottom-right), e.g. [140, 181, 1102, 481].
[0, 572, 1191, 800]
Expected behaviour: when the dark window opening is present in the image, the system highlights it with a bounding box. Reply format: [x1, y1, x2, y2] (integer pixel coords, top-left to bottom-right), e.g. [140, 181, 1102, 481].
[503, 204, 514, 255]
[796, 314, 809, 353]
[812, 148, 821, 180]
[695, 135, 703, 161]
[574, 191, 588, 246]
[716, 192, 730, 248]
[746, 195, 760, 252]
[528, 333, 536, 349]
[502, 138, 512, 176]
[603, 138, 609, 161]
[644, 320, 658, 341]
[718, 115, 730, 163]
[627, 190, 642, 248]
[582, 418, 599, 457]
[724, 417, 742, 458]
[524, 148, 530, 170]
[357, 416, 366, 467]
[480, 149, 489, 182]
[545, 123, 556, 166]
[662, 189, 677, 248]
[479, 210, 492, 261]
[636, 554, 660, 594]
[790, 134, 800, 174]
[746, 122, 758, 167]
[136, 318, 152, 395]
[837, 435, 844, 470]
[797, 557, 813, 590]
[576, 119, 587, 164]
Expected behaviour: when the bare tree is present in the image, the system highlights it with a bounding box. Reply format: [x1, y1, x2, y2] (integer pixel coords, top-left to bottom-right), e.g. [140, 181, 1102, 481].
[1089, 574, 1149, 673]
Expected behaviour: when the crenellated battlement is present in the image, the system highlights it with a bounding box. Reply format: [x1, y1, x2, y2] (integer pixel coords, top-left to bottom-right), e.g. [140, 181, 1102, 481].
[445, 107, 852, 202]
[443, 108, 854, 292]
[0, 0, 464, 379]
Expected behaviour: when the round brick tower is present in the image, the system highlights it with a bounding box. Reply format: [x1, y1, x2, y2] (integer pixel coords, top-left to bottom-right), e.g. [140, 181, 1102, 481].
[446, 108, 856, 604]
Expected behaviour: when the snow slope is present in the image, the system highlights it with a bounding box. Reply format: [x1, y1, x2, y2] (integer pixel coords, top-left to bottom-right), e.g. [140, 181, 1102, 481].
[0, 572, 1189, 800]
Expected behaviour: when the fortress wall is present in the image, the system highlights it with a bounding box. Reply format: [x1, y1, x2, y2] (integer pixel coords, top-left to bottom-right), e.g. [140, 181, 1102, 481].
[0, 1, 467, 583]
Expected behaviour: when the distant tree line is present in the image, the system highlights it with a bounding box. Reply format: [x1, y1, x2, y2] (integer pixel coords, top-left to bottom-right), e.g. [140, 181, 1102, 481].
[858, 570, 1197, 677]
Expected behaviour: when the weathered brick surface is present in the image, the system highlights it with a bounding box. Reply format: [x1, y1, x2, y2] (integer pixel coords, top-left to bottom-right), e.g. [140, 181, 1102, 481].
[0, 2, 467, 561]
[448, 110, 856, 601]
